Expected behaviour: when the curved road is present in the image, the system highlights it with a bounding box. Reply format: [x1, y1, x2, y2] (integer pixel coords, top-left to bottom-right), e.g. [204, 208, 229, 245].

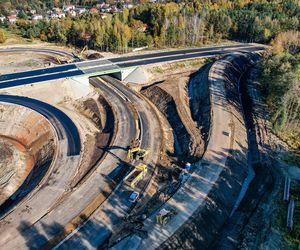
[0, 95, 81, 249]
[0, 77, 138, 249]
[0, 43, 265, 89]
[0, 46, 264, 249]
[0, 95, 81, 155]
[53, 76, 162, 249]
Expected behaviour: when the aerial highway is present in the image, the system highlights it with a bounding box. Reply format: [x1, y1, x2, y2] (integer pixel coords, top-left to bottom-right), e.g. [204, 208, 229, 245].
[113, 53, 252, 250]
[0, 43, 265, 89]
[0, 45, 265, 249]
[0, 75, 143, 249]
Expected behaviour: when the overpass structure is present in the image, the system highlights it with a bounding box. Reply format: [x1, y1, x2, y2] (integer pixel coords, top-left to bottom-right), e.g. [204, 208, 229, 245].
[0, 43, 265, 89]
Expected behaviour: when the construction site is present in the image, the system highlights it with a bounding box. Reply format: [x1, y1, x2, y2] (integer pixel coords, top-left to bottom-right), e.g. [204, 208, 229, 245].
[0, 44, 293, 249]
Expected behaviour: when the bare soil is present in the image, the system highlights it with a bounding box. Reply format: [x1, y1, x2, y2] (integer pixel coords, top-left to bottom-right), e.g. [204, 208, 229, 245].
[61, 95, 115, 188]
[0, 103, 55, 211]
[141, 74, 205, 163]
[0, 53, 56, 74]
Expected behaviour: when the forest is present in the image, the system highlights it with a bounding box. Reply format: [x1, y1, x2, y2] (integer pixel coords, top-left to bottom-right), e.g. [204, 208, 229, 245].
[0, 0, 299, 52]
[260, 31, 300, 156]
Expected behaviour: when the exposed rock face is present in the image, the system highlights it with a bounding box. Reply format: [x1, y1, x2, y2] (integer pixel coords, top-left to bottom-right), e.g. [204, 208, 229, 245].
[0, 103, 55, 205]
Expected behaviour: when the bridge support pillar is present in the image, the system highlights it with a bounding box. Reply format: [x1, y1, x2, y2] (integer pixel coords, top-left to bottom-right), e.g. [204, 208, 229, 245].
[112, 67, 149, 84]
[69, 76, 92, 99]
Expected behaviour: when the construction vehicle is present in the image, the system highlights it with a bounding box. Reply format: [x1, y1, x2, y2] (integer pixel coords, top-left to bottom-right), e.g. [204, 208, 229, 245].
[156, 208, 177, 225]
[127, 147, 149, 161]
[72, 45, 88, 61]
[127, 138, 149, 161]
[124, 163, 147, 188]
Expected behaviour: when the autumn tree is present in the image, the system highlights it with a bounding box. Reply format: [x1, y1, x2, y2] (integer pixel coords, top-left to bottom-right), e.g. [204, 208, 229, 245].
[0, 28, 6, 43]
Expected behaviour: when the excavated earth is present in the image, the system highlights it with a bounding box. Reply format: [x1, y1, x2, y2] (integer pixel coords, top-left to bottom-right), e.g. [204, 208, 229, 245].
[0, 103, 55, 208]
[160, 54, 255, 249]
[126, 70, 212, 223]
[142, 75, 206, 163]
[65, 94, 115, 188]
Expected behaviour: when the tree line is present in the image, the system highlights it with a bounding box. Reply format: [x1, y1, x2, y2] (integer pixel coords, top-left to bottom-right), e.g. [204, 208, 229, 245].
[260, 31, 300, 150]
[0, 0, 299, 51]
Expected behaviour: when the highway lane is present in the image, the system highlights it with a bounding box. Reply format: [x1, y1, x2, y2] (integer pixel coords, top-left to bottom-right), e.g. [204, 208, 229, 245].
[0, 69, 83, 89]
[117, 54, 251, 250]
[88, 44, 257, 65]
[0, 64, 77, 82]
[0, 46, 262, 248]
[0, 95, 81, 155]
[54, 76, 162, 249]
[0, 44, 264, 88]
[118, 46, 265, 67]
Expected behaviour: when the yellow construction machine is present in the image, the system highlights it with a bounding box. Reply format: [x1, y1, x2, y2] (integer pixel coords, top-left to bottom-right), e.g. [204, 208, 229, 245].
[156, 208, 177, 225]
[55, 56, 74, 64]
[127, 147, 149, 161]
[72, 45, 88, 61]
[124, 163, 148, 188]
[127, 139, 149, 161]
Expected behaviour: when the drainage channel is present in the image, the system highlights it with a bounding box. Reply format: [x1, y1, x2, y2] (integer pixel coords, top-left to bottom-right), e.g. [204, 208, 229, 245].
[230, 62, 257, 217]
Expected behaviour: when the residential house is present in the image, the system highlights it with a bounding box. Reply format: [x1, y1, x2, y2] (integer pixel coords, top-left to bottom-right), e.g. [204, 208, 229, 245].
[50, 11, 65, 19]
[76, 7, 87, 15]
[7, 15, 17, 24]
[57, 12, 66, 18]
[101, 7, 112, 13]
[124, 3, 134, 9]
[89, 8, 99, 14]
[63, 5, 75, 12]
[68, 10, 77, 17]
[32, 14, 43, 21]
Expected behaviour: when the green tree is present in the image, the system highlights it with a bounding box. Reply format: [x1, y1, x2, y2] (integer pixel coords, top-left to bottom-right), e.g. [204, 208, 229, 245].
[0, 28, 6, 43]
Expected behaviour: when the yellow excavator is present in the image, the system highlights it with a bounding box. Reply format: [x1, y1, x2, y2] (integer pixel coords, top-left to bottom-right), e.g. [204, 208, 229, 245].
[55, 56, 74, 64]
[127, 139, 149, 161]
[72, 45, 88, 61]
[127, 147, 149, 161]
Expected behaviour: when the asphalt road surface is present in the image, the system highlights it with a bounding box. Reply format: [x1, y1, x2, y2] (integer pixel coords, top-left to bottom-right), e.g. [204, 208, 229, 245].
[0, 44, 265, 89]
[0, 76, 137, 249]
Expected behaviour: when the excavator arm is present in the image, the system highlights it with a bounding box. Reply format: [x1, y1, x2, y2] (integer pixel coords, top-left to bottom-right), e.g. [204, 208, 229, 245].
[127, 147, 149, 161]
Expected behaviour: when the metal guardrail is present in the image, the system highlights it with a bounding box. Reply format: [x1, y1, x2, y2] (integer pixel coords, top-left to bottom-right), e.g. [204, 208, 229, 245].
[283, 176, 291, 201]
[287, 199, 295, 230]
